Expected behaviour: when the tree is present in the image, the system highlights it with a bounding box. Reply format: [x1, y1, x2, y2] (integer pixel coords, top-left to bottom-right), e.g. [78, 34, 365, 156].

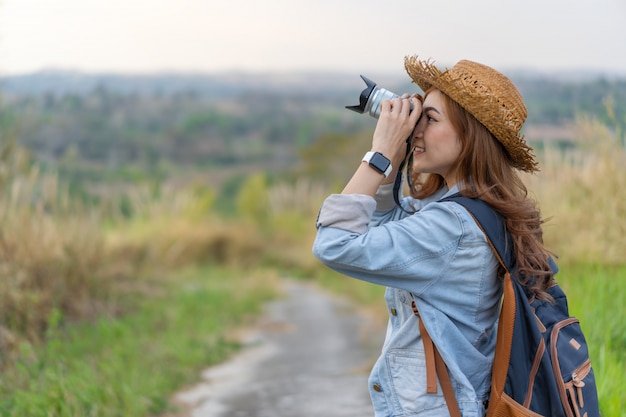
[236, 173, 269, 223]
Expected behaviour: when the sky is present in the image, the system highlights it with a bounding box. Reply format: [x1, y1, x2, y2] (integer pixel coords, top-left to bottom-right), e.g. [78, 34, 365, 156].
[1, 0, 625, 77]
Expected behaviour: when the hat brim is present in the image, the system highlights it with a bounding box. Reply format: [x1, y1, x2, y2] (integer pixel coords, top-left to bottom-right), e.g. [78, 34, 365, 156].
[404, 56, 538, 172]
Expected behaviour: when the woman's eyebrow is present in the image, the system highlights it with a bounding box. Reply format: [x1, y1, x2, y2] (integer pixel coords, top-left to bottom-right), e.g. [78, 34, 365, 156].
[423, 106, 441, 114]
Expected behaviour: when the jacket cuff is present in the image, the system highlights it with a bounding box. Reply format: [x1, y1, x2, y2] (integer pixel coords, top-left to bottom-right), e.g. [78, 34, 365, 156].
[315, 194, 376, 234]
[374, 181, 400, 212]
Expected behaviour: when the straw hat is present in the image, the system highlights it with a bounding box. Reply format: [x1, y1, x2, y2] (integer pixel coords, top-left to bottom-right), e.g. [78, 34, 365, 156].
[404, 55, 538, 172]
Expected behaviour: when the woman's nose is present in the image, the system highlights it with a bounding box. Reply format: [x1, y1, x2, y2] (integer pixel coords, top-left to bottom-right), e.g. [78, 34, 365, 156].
[413, 116, 427, 137]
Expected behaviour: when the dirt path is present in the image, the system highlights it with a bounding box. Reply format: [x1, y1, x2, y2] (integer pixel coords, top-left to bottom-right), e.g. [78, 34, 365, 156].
[170, 279, 384, 417]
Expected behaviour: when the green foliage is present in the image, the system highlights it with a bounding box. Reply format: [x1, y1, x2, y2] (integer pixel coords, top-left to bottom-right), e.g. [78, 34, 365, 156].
[297, 130, 372, 186]
[236, 173, 269, 223]
[2, 84, 365, 192]
[184, 183, 216, 220]
[518, 77, 626, 131]
[214, 173, 247, 216]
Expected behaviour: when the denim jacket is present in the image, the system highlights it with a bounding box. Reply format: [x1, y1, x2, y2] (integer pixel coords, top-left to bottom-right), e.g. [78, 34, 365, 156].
[313, 182, 502, 417]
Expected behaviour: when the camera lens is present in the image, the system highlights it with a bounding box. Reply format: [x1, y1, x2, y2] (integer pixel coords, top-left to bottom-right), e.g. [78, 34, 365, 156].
[345, 75, 404, 119]
[367, 88, 400, 119]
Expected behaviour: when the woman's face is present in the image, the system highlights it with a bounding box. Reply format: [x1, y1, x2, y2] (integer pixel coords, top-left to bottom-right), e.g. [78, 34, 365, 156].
[411, 89, 462, 187]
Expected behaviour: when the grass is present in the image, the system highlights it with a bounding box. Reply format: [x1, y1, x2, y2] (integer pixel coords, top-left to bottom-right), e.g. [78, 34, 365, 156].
[0, 167, 116, 363]
[523, 118, 626, 265]
[0, 116, 623, 416]
[0, 265, 280, 417]
[556, 263, 626, 415]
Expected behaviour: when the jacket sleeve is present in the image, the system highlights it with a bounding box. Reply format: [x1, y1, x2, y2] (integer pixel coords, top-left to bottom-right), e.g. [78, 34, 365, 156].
[313, 193, 465, 295]
[369, 182, 450, 227]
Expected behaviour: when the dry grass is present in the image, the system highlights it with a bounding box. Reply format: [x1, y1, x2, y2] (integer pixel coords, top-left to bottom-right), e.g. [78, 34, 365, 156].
[106, 215, 266, 270]
[0, 173, 277, 364]
[0, 168, 114, 364]
[523, 117, 626, 265]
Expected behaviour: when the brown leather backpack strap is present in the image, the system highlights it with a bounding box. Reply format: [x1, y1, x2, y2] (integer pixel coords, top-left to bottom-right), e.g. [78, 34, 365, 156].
[413, 299, 462, 417]
[413, 300, 437, 393]
[433, 347, 462, 417]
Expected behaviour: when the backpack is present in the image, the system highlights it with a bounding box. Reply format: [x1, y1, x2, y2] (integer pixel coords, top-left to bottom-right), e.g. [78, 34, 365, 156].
[418, 194, 601, 417]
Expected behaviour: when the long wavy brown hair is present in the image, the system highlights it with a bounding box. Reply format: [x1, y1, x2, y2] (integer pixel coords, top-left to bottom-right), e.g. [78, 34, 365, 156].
[410, 89, 555, 300]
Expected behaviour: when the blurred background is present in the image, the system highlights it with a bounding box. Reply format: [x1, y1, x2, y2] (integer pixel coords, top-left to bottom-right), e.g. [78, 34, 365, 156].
[0, 1, 624, 416]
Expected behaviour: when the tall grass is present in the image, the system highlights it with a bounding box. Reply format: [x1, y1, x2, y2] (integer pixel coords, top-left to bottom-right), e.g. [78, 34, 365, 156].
[104, 183, 266, 271]
[0, 144, 116, 365]
[523, 116, 626, 265]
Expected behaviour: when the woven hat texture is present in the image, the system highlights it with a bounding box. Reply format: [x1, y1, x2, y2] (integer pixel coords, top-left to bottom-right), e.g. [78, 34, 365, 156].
[404, 55, 538, 172]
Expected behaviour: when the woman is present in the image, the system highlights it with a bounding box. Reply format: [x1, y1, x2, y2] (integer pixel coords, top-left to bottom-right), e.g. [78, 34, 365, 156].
[312, 56, 554, 417]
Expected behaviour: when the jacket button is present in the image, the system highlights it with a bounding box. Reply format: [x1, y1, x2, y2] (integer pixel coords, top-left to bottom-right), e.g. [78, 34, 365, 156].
[390, 308, 397, 316]
[373, 384, 382, 392]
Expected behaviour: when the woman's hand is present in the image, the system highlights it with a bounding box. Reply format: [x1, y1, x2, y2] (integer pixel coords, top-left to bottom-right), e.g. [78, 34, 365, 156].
[371, 94, 422, 167]
[341, 93, 422, 196]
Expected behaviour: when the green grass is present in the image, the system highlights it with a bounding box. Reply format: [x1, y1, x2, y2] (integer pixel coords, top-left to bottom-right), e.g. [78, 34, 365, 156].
[556, 263, 626, 416]
[0, 265, 280, 417]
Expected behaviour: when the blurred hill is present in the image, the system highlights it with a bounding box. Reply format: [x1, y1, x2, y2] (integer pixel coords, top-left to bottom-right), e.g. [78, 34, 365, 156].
[0, 70, 407, 97]
[0, 70, 624, 202]
[1, 68, 622, 96]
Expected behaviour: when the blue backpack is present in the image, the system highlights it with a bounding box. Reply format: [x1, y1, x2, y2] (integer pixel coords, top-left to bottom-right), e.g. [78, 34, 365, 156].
[427, 195, 601, 417]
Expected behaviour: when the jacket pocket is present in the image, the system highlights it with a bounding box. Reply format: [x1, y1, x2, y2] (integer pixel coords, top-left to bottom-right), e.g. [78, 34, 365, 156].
[386, 348, 448, 415]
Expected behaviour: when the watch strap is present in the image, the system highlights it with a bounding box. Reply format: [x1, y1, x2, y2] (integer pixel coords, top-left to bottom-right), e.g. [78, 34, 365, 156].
[362, 151, 393, 178]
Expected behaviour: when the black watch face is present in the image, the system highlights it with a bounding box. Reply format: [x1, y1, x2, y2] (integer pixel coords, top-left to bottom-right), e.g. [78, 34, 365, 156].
[371, 152, 390, 172]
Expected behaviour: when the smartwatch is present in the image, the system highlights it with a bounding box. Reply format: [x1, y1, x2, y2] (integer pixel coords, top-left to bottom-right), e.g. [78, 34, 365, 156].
[362, 151, 393, 178]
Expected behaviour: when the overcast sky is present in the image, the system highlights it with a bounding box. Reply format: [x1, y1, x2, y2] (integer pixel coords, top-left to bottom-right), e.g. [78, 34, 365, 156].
[1, 0, 625, 77]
